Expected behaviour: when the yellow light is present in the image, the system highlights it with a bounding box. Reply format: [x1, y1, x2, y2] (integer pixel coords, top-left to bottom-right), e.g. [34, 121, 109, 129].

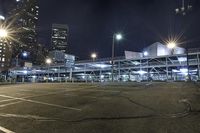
[46, 58, 52, 64]
[91, 53, 97, 59]
[167, 42, 176, 49]
[0, 29, 8, 38]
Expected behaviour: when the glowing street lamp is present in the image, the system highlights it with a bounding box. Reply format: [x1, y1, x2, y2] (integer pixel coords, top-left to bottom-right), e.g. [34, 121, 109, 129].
[0, 15, 5, 20]
[46, 58, 52, 65]
[143, 51, 149, 57]
[111, 33, 123, 82]
[167, 41, 176, 49]
[16, 51, 29, 67]
[0, 29, 8, 38]
[116, 34, 123, 40]
[46, 58, 52, 83]
[22, 51, 28, 57]
[91, 53, 97, 61]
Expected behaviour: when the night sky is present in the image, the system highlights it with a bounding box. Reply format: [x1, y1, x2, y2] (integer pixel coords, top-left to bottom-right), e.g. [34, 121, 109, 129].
[2, 0, 200, 59]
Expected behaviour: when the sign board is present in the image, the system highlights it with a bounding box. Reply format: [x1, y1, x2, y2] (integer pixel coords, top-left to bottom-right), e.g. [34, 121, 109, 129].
[24, 62, 32, 68]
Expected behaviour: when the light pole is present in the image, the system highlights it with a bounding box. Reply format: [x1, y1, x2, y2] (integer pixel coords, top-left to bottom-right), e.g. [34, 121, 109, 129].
[185, 46, 191, 81]
[111, 33, 123, 82]
[167, 41, 190, 81]
[46, 58, 52, 83]
[16, 51, 29, 67]
[167, 41, 176, 81]
[91, 53, 97, 61]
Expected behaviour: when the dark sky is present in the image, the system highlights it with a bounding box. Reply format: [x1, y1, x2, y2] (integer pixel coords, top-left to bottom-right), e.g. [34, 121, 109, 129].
[2, 0, 200, 59]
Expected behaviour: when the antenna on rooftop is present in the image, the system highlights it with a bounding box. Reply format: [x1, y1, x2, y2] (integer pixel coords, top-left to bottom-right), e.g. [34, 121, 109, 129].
[175, 0, 192, 16]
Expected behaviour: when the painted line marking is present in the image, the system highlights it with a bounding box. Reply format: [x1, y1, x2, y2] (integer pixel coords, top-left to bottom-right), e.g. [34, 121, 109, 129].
[0, 126, 15, 133]
[0, 113, 52, 121]
[0, 88, 85, 104]
[83, 89, 120, 93]
[0, 99, 15, 103]
[0, 94, 81, 111]
[0, 101, 23, 108]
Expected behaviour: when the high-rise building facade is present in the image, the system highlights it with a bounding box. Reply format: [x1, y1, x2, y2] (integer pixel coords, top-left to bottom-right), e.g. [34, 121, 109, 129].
[9, 0, 39, 64]
[0, 39, 12, 71]
[51, 24, 68, 53]
[0, 15, 12, 71]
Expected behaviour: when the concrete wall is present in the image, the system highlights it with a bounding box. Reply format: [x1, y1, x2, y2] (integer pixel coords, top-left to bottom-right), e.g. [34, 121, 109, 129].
[125, 51, 143, 59]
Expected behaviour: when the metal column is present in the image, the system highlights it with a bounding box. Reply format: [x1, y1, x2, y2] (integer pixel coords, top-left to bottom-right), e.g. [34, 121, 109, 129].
[166, 57, 168, 81]
[69, 68, 73, 82]
[118, 61, 121, 81]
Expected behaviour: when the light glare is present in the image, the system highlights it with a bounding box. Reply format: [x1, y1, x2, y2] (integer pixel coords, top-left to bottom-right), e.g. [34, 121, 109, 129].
[0, 15, 5, 20]
[167, 42, 176, 49]
[143, 51, 148, 56]
[46, 58, 52, 64]
[91, 53, 97, 59]
[0, 29, 8, 38]
[116, 34, 122, 40]
[22, 52, 28, 57]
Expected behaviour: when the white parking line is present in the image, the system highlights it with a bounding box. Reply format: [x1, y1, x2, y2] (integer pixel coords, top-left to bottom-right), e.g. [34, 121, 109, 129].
[0, 88, 84, 104]
[0, 94, 81, 111]
[0, 113, 52, 121]
[0, 126, 15, 133]
[0, 101, 23, 108]
[0, 99, 15, 103]
[83, 89, 120, 93]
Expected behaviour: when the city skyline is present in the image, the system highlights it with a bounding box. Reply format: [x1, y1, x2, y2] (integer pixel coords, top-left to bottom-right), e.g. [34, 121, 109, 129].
[38, 0, 200, 59]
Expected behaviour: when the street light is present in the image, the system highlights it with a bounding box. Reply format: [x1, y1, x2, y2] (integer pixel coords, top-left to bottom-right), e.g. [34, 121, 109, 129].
[16, 51, 29, 67]
[167, 40, 190, 81]
[167, 41, 176, 49]
[46, 58, 52, 83]
[46, 58, 52, 65]
[111, 33, 123, 82]
[91, 53, 97, 61]
[0, 28, 8, 38]
[116, 34, 122, 40]
[22, 52, 28, 57]
[0, 15, 5, 20]
[143, 51, 149, 57]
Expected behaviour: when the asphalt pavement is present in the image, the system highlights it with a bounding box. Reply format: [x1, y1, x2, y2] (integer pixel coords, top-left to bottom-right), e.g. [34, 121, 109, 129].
[0, 82, 200, 133]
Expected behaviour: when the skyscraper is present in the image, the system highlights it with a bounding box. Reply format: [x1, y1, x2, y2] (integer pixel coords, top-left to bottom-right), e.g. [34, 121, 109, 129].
[51, 24, 69, 53]
[0, 16, 12, 71]
[9, 0, 39, 64]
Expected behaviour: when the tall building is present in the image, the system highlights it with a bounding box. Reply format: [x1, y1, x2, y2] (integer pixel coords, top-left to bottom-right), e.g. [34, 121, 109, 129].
[9, 0, 39, 64]
[0, 39, 12, 71]
[51, 24, 69, 53]
[0, 16, 12, 71]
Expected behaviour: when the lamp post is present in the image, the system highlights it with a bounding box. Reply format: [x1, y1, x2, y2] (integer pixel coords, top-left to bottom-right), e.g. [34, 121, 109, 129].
[16, 51, 29, 67]
[167, 41, 176, 81]
[167, 41, 190, 81]
[111, 33, 123, 82]
[46, 58, 52, 83]
[185, 46, 191, 81]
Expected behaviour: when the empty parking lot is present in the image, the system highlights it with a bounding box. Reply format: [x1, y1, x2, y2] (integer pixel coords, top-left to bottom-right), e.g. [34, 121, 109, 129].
[0, 82, 200, 133]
